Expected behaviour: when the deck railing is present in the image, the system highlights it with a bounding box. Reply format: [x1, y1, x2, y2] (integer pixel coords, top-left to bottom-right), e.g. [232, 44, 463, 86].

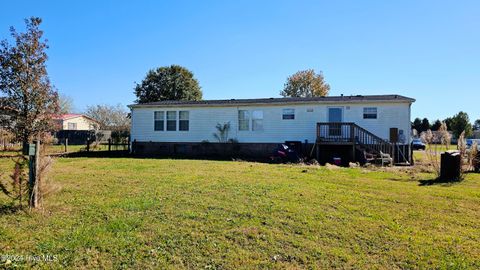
[316, 122, 393, 155]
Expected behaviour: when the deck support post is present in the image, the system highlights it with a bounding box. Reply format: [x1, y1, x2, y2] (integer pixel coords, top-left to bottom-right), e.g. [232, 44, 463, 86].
[350, 124, 355, 163]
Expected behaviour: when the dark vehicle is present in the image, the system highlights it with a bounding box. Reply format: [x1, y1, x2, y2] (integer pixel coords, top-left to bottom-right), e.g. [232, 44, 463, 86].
[270, 144, 301, 163]
[412, 138, 426, 150]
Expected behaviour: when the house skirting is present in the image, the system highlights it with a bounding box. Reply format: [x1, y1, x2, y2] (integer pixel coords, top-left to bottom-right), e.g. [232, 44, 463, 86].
[131, 141, 411, 164]
[131, 141, 296, 159]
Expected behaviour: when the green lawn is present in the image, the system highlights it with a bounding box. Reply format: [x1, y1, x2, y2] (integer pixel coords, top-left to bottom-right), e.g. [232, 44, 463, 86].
[0, 157, 479, 269]
[0, 144, 114, 157]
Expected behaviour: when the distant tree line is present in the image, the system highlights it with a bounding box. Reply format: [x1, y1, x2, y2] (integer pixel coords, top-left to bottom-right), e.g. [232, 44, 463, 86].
[412, 112, 479, 138]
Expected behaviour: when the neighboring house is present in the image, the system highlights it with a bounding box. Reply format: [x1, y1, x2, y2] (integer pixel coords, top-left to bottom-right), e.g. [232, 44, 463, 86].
[52, 114, 101, 145]
[129, 94, 415, 164]
[473, 130, 480, 139]
[53, 114, 100, 131]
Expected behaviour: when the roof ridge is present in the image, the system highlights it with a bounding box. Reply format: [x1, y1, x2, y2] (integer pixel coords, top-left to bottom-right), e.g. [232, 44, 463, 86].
[129, 94, 415, 107]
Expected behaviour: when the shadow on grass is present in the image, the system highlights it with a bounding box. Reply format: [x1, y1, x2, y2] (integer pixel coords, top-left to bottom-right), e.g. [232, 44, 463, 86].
[58, 150, 131, 158]
[57, 151, 275, 163]
[418, 177, 463, 186]
[0, 204, 26, 215]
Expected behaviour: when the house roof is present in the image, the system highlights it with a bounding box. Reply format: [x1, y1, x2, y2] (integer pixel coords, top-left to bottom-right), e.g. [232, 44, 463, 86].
[53, 114, 100, 123]
[129, 94, 415, 108]
[53, 114, 83, 120]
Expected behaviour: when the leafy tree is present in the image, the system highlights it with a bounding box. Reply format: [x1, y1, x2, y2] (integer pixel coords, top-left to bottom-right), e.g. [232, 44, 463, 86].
[134, 65, 202, 103]
[473, 119, 480, 131]
[430, 119, 442, 131]
[449, 111, 472, 138]
[412, 118, 422, 133]
[444, 117, 453, 130]
[421, 118, 430, 132]
[280, 69, 330, 97]
[0, 17, 59, 145]
[85, 104, 130, 131]
[58, 93, 74, 114]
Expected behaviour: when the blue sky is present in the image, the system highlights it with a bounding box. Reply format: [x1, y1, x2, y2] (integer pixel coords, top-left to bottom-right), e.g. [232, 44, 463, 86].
[0, 0, 479, 121]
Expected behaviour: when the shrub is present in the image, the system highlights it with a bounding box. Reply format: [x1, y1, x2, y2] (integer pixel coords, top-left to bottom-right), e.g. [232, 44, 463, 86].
[421, 122, 451, 177]
[213, 122, 231, 143]
[0, 156, 29, 207]
[469, 141, 478, 172]
[0, 142, 56, 209]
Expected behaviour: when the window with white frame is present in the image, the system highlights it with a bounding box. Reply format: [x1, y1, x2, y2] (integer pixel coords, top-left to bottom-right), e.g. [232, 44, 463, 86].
[166, 111, 177, 131]
[363, 107, 377, 119]
[282, 109, 295, 120]
[179, 111, 189, 131]
[252, 110, 264, 131]
[238, 110, 250, 131]
[67, 122, 77, 130]
[154, 111, 165, 131]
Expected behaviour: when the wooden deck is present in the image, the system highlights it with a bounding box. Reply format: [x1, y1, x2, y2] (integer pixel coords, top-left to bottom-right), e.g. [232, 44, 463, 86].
[316, 122, 395, 164]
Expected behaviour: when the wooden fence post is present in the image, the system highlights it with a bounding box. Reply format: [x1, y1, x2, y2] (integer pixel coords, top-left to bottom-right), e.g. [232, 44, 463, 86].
[86, 139, 90, 152]
[64, 138, 68, 153]
[28, 140, 40, 208]
[108, 138, 111, 152]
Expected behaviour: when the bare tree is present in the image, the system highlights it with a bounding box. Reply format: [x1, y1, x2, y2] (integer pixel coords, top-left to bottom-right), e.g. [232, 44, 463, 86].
[58, 93, 74, 114]
[85, 104, 130, 131]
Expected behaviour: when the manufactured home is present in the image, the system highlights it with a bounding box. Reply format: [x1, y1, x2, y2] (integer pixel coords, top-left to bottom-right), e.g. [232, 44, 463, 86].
[129, 94, 415, 164]
[53, 114, 100, 131]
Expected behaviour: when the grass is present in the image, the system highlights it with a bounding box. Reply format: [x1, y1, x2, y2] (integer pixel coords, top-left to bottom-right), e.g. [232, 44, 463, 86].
[0, 157, 479, 269]
[0, 144, 117, 157]
[413, 144, 458, 164]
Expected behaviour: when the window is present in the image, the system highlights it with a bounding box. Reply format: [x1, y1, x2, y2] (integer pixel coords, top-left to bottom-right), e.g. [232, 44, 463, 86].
[252, 110, 263, 131]
[238, 110, 249, 131]
[166, 111, 177, 131]
[67, 122, 77, 130]
[282, 109, 295, 120]
[154, 111, 164, 131]
[179, 111, 189, 131]
[363, 107, 377, 119]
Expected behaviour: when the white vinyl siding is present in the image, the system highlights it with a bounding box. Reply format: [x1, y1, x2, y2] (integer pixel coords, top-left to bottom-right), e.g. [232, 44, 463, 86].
[131, 102, 412, 144]
[62, 116, 98, 131]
